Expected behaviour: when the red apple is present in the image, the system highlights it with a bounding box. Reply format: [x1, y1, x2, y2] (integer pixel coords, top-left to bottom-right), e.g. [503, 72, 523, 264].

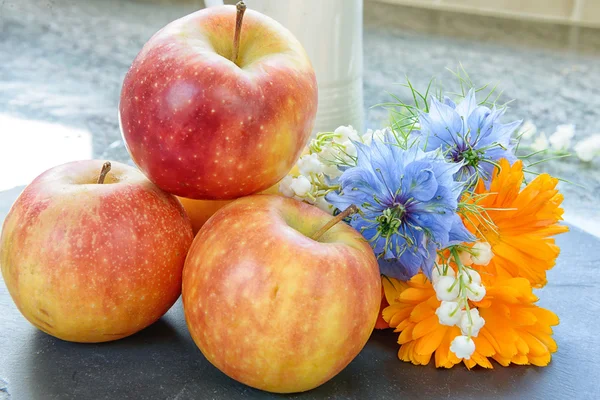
[119, 3, 318, 200]
[0, 160, 193, 343]
[182, 195, 381, 393]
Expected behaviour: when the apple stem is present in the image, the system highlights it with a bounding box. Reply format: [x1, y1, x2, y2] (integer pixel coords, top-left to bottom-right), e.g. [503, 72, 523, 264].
[311, 205, 359, 241]
[97, 161, 112, 184]
[231, 1, 247, 65]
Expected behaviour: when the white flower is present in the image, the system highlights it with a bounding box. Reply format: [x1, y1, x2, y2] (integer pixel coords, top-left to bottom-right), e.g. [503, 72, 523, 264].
[289, 175, 312, 197]
[471, 241, 493, 266]
[450, 335, 476, 359]
[317, 145, 334, 160]
[314, 196, 334, 214]
[435, 301, 463, 326]
[278, 175, 295, 197]
[361, 128, 389, 145]
[549, 124, 575, 150]
[341, 139, 358, 157]
[459, 308, 485, 337]
[297, 153, 324, 176]
[322, 163, 342, 178]
[333, 125, 360, 143]
[431, 265, 456, 284]
[457, 250, 473, 266]
[518, 120, 538, 139]
[313, 128, 358, 168]
[460, 269, 481, 285]
[434, 276, 460, 301]
[531, 133, 549, 152]
[574, 134, 600, 162]
[466, 282, 486, 302]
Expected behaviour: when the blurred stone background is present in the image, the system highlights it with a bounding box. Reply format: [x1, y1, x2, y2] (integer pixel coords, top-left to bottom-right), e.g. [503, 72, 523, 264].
[0, 0, 599, 233]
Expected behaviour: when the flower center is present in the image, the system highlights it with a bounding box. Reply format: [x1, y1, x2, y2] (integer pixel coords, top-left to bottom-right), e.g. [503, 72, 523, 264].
[457, 148, 484, 167]
[376, 203, 406, 238]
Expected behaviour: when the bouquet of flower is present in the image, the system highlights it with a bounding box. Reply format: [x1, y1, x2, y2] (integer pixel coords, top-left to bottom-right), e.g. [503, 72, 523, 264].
[279, 77, 568, 369]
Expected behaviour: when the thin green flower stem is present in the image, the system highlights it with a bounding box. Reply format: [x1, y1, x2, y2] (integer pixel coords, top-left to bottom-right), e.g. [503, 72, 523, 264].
[526, 154, 571, 167]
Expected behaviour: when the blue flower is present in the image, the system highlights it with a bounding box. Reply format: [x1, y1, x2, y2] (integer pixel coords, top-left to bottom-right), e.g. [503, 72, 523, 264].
[416, 89, 521, 185]
[326, 133, 474, 280]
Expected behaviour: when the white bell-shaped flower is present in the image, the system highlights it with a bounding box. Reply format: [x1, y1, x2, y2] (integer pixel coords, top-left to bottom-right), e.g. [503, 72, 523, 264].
[459, 308, 486, 337]
[450, 335, 476, 360]
[458, 250, 473, 266]
[278, 175, 295, 197]
[466, 282, 486, 302]
[460, 269, 482, 285]
[289, 176, 312, 197]
[433, 276, 460, 302]
[435, 301, 462, 326]
[297, 153, 324, 176]
[431, 265, 456, 284]
[333, 125, 360, 143]
[471, 242, 493, 266]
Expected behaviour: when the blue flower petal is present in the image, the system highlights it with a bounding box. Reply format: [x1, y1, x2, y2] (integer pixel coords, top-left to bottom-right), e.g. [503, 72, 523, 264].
[327, 133, 472, 280]
[454, 89, 478, 120]
[378, 258, 415, 281]
[443, 96, 457, 109]
[448, 214, 476, 244]
[401, 161, 438, 202]
[415, 91, 521, 185]
[420, 97, 464, 151]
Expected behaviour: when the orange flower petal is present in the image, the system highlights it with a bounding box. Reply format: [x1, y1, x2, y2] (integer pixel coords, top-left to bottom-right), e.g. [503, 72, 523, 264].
[398, 323, 415, 344]
[414, 325, 447, 355]
[412, 314, 440, 340]
[463, 159, 567, 288]
[528, 353, 552, 367]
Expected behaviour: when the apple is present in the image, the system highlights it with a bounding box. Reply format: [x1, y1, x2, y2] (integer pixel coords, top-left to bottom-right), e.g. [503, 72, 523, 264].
[177, 176, 281, 234]
[178, 164, 301, 235]
[119, 2, 318, 200]
[177, 197, 233, 236]
[0, 160, 194, 343]
[182, 195, 381, 393]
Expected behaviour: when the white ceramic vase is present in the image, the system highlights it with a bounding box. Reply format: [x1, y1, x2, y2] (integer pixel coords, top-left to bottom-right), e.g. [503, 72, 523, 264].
[208, 0, 365, 134]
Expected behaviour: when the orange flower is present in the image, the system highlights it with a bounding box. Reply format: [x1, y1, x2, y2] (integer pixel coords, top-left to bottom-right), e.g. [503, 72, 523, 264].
[382, 274, 559, 368]
[463, 159, 568, 287]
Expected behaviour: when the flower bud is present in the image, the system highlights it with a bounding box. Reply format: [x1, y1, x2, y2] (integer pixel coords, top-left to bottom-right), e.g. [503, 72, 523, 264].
[459, 308, 485, 337]
[297, 153, 324, 176]
[289, 175, 312, 197]
[278, 175, 295, 197]
[471, 242, 493, 266]
[458, 250, 473, 266]
[466, 282, 486, 302]
[431, 265, 455, 284]
[460, 269, 481, 285]
[450, 335, 476, 360]
[435, 301, 462, 326]
[434, 276, 460, 301]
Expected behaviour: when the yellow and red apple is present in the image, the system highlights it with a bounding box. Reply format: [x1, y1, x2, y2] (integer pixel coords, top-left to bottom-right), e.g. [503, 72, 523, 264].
[182, 195, 381, 393]
[177, 174, 282, 234]
[119, 4, 317, 200]
[0, 160, 194, 343]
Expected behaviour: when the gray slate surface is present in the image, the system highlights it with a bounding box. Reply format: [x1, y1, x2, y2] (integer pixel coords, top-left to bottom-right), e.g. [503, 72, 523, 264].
[0, 185, 599, 399]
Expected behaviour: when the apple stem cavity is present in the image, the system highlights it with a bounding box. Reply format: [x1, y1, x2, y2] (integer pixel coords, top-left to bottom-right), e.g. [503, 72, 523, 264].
[311, 205, 359, 241]
[231, 1, 247, 65]
[97, 162, 112, 184]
